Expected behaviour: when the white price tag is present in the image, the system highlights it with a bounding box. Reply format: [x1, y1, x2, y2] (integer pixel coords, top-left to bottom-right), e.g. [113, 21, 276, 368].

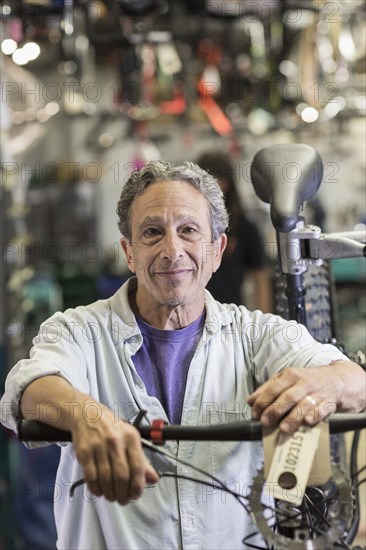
[263, 425, 321, 506]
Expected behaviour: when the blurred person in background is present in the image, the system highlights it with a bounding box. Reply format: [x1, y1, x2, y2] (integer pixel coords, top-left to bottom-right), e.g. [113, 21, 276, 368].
[197, 151, 272, 312]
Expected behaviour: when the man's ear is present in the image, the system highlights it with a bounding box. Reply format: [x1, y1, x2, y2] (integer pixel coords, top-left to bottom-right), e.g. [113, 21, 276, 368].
[212, 233, 227, 273]
[120, 237, 135, 273]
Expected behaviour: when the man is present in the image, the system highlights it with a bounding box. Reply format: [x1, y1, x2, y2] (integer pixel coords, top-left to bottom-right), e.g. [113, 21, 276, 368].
[1, 160, 365, 549]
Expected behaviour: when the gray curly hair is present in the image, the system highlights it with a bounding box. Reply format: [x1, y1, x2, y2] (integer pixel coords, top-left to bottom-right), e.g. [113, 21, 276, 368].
[116, 160, 229, 241]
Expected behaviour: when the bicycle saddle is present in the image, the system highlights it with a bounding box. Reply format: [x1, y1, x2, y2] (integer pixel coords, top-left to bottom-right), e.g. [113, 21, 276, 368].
[250, 144, 323, 232]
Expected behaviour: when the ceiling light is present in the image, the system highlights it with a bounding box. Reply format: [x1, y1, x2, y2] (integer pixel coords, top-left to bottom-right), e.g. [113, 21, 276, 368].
[45, 102, 60, 116]
[1, 5, 11, 16]
[22, 42, 41, 61]
[1, 38, 17, 55]
[12, 48, 29, 66]
[301, 107, 319, 123]
[36, 110, 51, 123]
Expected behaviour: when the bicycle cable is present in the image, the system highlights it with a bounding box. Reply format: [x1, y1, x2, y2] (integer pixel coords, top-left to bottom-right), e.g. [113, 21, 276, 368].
[69, 435, 252, 516]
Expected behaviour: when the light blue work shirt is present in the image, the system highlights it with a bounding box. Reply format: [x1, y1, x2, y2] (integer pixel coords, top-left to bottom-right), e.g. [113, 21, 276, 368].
[0, 277, 347, 549]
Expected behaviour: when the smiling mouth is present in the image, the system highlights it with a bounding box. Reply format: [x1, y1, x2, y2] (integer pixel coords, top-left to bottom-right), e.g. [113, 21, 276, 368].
[155, 269, 192, 276]
[154, 267, 195, 279]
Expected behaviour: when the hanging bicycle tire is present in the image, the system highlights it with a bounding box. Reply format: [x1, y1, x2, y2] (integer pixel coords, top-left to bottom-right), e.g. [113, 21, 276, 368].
[274, 262, 339, 345]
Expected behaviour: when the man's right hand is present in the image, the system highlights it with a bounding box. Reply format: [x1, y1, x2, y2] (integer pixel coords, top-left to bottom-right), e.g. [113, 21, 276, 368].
[20, 376, 159, 505]
[72, 407, 159, 505]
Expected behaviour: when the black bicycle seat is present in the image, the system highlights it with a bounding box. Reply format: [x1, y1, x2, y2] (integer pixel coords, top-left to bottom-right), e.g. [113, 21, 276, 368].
[250, 144, 323, 232]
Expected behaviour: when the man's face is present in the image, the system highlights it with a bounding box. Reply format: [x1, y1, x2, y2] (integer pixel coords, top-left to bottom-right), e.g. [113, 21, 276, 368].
[121, 180, 227, 313]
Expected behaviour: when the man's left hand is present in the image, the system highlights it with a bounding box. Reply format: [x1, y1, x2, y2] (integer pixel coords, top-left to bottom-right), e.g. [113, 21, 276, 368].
[247, 360, 366, 433]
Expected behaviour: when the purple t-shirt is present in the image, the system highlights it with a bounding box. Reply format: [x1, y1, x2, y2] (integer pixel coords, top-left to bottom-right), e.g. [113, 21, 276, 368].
[133, 313, 205, 424]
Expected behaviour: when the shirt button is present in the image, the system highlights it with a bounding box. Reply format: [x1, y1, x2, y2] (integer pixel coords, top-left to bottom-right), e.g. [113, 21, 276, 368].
[184, 518, 194, 528]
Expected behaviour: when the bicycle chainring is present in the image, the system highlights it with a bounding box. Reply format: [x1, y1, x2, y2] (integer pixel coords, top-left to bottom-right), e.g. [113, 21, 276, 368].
[248, 465, 353, 549]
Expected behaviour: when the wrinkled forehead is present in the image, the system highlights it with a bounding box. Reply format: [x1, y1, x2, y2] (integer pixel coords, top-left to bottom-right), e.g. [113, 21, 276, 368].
[130, 179, 211, 223]
[136, 179, 206, 206]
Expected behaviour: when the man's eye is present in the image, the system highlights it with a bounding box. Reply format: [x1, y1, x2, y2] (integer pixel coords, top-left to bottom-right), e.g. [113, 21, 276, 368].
[143, 228, 160, 237]
[182, 227, 196, 234]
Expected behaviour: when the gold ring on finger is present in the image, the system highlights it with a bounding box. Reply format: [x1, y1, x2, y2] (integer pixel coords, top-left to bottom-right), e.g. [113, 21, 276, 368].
[305, 395, 318, 407]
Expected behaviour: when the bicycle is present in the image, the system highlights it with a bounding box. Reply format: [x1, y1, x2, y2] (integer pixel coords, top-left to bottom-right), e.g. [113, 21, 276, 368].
[250, 142, 366, 549]
[14, 143, 366, 549]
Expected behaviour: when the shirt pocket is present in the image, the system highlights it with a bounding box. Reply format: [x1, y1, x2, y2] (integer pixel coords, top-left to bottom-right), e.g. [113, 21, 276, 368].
[206, 405, 252, 426]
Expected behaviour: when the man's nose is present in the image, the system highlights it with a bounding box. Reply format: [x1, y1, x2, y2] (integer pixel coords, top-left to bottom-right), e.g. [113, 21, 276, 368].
[160, 231, 184, 262]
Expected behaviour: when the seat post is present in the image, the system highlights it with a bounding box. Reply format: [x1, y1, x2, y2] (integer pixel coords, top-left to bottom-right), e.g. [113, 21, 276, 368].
[285, 273, 307, 325]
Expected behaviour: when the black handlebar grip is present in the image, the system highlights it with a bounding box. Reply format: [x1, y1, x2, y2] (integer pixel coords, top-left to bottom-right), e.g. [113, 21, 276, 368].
[18, 420, 71, 442]
[327, 412, 366, 434]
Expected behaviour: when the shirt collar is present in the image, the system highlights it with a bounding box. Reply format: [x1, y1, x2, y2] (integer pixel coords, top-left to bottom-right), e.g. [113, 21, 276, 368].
[109, 276, 232, 343]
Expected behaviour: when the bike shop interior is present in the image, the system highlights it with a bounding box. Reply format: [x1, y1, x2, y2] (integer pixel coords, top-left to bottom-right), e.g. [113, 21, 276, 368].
[0, 1, 365, 548]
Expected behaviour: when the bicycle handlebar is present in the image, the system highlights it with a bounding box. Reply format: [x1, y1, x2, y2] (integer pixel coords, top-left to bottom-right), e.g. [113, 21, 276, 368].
[310, 233, 366, 260]
[18, 413, 366, 443]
